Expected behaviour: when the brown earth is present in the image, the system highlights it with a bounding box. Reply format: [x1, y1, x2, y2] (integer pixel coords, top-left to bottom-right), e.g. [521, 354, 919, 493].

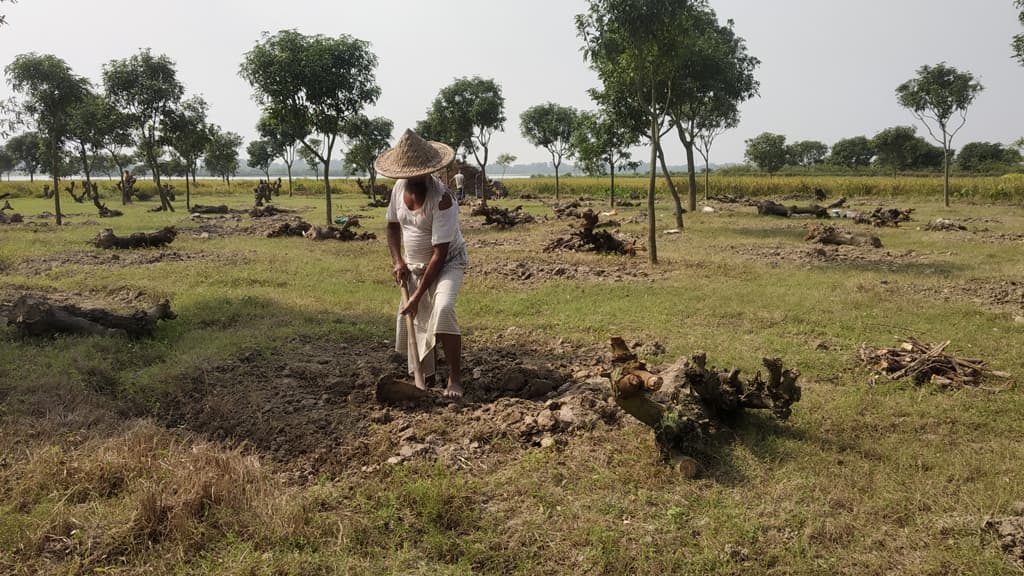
[724, 242, 927, 270]
[885, 279, 1024, 318]
[470, 256, 665, 284]
[155, 330, 649, 482]
[12, 249, 230, 277]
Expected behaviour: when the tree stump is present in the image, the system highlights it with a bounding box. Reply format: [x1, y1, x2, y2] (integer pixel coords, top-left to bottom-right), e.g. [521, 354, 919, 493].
[2, 295, 176, 338]
[93, 227, 177, 249]
[804, 223, 882, 248]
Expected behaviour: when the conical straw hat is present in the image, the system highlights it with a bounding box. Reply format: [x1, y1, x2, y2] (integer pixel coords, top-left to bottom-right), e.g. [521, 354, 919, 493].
[374, 129, 455, 179]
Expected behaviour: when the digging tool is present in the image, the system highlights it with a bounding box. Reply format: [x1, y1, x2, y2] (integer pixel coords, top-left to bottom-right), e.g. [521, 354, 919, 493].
[376, 273, 428, 404]
[399, 274, 426, 391]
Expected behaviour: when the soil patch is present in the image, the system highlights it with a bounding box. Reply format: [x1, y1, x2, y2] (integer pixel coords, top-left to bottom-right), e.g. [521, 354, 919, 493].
[13, 249, 227, 276]
[157, 332, 632, 480]
[725, 242, 925, 269]
[888, 279, 1024, 317]
[470, 256, 665, 285]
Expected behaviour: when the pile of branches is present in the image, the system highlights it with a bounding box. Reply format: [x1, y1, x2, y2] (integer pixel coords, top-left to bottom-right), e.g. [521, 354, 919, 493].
[925, 218, 967, 232]
[303, 217, 376, 241]
[1, 295, 175, 338]
[471, 204, 535, 228]
[607, 337, 802, 475]
[265, 218, 375, 241]
[854, 207, 914, 227]
[0, 200, 22, 224]
[859, 337, 1012, 388]
[805, 223, 882, 248]
[94, 227, 177, 249]
[544, 209, 641, 255]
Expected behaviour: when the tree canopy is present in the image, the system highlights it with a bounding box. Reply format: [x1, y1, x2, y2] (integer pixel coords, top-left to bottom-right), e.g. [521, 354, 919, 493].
[342, 114, 392, 200]
[572, 108, 637, 206]
[1013, 0, 1024, 65]
[957, 141, 1022, 172]
[787, 140, 829, 167]
[896, 62, 983, 206]
[828, 136, 874, 169]
[4, 130, 42, 180]
[744, 132, 787, 174]
[520, 102, 578, 200]
[240, 29, 380, 224]
[418, 76, 505, 203]
[204, 127, 242, 183]
[6, 52, 89, 224]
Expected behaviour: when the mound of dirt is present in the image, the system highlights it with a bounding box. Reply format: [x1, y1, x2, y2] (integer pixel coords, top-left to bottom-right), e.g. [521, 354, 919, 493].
[889, 279, 1024, 318]
[470, 257, 663, 284]
[156, 333, 630, 480]
[726, 243, 924, 269]
[13, 250, 224, 276]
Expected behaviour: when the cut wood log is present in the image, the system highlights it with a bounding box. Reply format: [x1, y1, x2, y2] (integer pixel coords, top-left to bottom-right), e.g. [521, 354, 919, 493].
[826, 197, 847, 210]
[854, 207, 913, 227]
[3, 295, 175, 338]
[925, 218, 967, 232]
[94, 227, 177, 249]
[804, 223, 882, 248]
[757, 200, 829, 218]
[191, 204, 230, 214]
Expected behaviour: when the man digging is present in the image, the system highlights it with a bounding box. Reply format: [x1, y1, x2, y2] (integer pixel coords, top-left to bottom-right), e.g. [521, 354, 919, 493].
[378, 129, 468, 399]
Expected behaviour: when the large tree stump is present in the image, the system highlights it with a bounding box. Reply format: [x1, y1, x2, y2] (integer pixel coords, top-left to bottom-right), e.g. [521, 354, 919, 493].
[3, 295, 176, 338]
[804, 223, 882, 248]
[94, 227, 177, 249]
[544, 209, 641, 255]
[607, 338, 802, 475]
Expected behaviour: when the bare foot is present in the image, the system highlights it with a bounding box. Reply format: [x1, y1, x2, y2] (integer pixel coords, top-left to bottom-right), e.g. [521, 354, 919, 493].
[443, 379, 464, 399]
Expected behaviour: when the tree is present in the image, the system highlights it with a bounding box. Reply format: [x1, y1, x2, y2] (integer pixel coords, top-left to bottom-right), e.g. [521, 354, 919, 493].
[257, 113, 301, 196]
[419, 76, 505, 206]
[164, 95, 211, 210]
[298, 137, 323, 180]
[67, 90, 111, 201]
[520, 103, 578, 201]
[343, 115, 392, 202]
[665, 5, 759, 211]
[744, 132, 788, 175]
[957, 141, 1022, 172]
[694, 100, 739, 200]
[0, 144, 14, 180]
[787, 140, 829, 167]
[246, 138, 276, 180]
[204, 127, 242, 185]
[5, 53, 89, 225]
[240, 30, 381, 225]
[1013, 0, 1024, 65]
[872, 126, 920, 177]
[578, 0, 696, 264]
[495, 153, 517, 180]
[828, 136, 874, 169]
[103, 49, 184, 212]
[5, 131, 41, 181]
[572, 108, 637, 207]
[896, 63, 983, 206]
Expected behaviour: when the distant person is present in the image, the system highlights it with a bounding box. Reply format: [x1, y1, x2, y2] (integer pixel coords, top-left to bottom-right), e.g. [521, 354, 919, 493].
[453, 169, 465, 203]
[377, 129, 468, 399]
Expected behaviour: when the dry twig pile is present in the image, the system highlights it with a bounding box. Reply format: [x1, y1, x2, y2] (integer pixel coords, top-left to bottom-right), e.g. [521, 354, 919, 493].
[859, 337, 1012, 388]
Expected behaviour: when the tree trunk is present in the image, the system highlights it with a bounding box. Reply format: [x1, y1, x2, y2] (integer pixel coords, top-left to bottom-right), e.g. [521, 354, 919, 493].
[656, 142, 684, 229]
[286, 162, 293, 196]
[647, 113, 658, 265]
[684, 140, 698, 212]
[609, 161, 616, 208]
[704, 157, 710, 201]
[51, 138, 62, 226]
[185, 168, 192, 212]
[943, 143, 950, 208]
[553, 152, 560, 202]
[323, 157, 333, 226]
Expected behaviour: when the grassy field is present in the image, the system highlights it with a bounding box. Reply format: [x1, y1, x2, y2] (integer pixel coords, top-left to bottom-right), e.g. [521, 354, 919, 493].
[1, 178, 1023, 574]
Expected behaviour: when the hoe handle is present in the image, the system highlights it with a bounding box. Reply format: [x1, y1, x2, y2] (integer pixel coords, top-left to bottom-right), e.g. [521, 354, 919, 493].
[400, 277, 426, 390]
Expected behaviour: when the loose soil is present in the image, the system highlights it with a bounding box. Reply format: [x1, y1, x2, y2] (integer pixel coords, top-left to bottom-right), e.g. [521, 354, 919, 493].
[12, 249, 230, 276]
[157, 331, 637, 481]
[470, 256, 665, 284]
[725, 242, 927, 269]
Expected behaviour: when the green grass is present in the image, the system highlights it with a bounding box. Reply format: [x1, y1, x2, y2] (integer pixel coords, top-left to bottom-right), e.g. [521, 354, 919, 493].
[1, 184, 1023, 574]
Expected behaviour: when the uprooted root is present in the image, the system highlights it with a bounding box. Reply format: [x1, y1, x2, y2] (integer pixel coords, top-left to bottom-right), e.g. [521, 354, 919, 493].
[471, 204, 536, 227]
[805, 223, 882, 248]
[545, 209, 642, 255]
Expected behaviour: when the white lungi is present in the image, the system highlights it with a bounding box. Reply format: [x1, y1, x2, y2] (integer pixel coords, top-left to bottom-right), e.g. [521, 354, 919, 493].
[387, 177, 468, 378]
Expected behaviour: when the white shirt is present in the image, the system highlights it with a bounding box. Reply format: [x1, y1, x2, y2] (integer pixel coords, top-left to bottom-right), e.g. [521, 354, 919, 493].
[386, 176, 465, 266]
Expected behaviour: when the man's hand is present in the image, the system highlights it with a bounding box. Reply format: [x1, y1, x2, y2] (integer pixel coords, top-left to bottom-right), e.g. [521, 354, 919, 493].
[400, 293, 421, 318]
[392, 260, 410, 285]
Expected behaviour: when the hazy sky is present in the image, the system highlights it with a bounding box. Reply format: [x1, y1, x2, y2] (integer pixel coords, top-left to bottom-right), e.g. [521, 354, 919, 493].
[1, 0, 1022, 166]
